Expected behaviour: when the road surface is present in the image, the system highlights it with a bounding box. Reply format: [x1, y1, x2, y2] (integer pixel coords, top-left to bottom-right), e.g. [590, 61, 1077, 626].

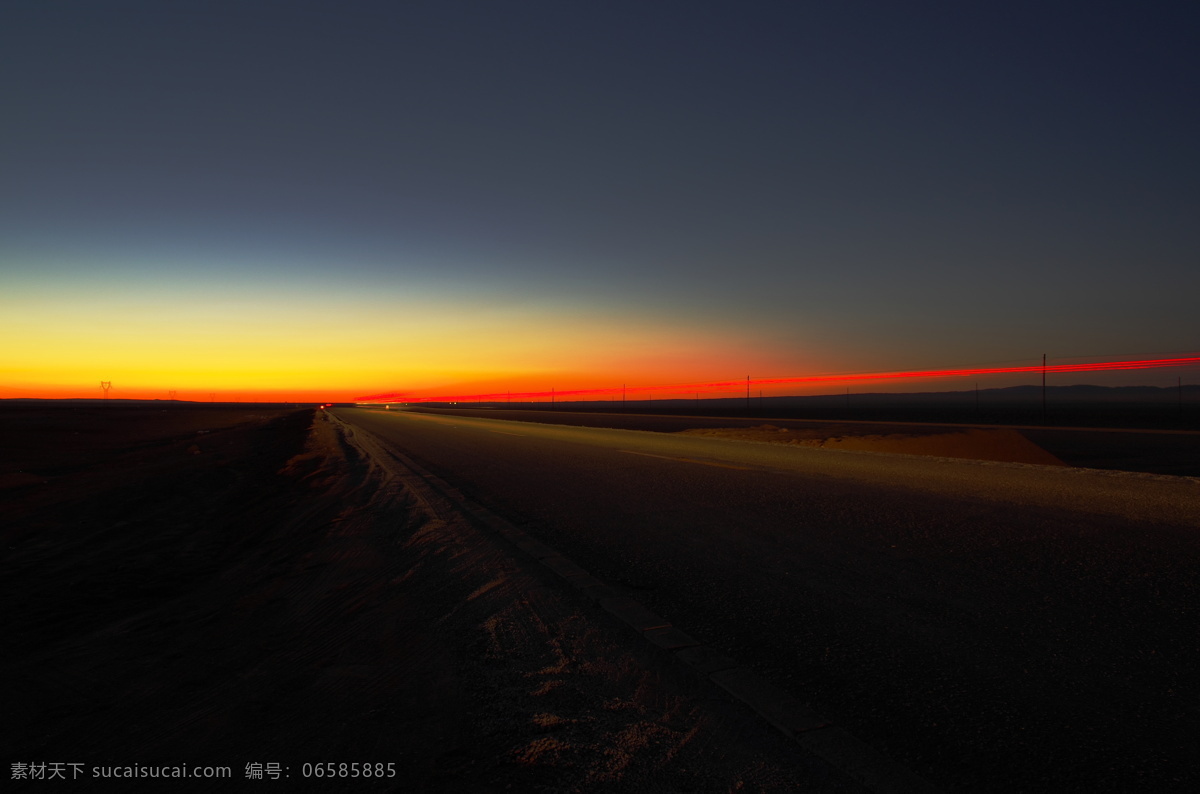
[334, 407, 1200, 791]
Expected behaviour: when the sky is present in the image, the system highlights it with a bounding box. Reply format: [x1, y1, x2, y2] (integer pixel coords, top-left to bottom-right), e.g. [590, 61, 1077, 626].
[2, 0, 1197, 402]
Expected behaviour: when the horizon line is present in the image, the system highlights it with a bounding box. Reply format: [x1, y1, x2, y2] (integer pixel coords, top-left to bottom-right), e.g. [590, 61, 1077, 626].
[354, 354, 1200, 404]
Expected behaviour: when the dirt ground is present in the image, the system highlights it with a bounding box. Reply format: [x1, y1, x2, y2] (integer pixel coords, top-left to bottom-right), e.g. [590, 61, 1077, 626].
[676, 424, 1066, 466]
[1, 404, 860, 791]
[408, 406, 1200, 476]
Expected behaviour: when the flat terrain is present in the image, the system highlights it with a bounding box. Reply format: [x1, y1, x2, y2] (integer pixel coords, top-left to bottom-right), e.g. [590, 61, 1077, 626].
[6, 401, 1199, 791]
[2, 403, 859, 791]
[407, 406, 1200, 476]
[337, 407, 1200, 791]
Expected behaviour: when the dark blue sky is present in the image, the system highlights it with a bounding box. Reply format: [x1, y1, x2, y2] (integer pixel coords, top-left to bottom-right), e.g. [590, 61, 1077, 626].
[3, 1, 1198, 397]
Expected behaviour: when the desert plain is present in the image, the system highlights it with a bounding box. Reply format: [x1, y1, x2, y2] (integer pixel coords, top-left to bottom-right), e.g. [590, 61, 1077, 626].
[3, 400, 1199, 791]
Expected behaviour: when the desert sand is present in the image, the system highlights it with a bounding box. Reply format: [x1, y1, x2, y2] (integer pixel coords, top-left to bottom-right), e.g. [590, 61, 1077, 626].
[1, 404, 853, 791]
[678, 424, 1067, 466]
[407, 405, 1200, 476]
[7, 401, 1198, 790]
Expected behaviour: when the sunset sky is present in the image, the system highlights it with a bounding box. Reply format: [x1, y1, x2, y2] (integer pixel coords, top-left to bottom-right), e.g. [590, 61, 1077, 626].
[3, 1, 1197, 402]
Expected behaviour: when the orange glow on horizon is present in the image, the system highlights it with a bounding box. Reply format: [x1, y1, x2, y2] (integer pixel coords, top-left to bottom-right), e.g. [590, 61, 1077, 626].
[355, 355, 1200, 404]
[0, 383, 356, 404]
[5, 356, 1197, 405]
[1, 281, 801, 403]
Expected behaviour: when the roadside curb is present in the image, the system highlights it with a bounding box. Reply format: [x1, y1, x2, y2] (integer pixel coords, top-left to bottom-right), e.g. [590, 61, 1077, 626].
[332, 414, 938, 793]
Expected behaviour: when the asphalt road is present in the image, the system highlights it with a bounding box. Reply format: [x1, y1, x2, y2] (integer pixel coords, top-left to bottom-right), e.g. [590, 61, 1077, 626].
[334, 407, 1200, 791]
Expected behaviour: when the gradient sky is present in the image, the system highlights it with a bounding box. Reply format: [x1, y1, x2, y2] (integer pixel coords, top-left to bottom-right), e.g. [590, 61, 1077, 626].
[3, 1, 1197, 402]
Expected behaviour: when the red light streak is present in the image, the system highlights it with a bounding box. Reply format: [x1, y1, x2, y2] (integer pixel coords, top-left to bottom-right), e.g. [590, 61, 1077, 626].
[354, 355, 1200, 404]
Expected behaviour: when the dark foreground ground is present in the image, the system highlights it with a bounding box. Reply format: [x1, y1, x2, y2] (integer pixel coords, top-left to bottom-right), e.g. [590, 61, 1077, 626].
[4, 401, 1199, 791]
[1, 403, 861, 791]
[339, 407, 1200, 792]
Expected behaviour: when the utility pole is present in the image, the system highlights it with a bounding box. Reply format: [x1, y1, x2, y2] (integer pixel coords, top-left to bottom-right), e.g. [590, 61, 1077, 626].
[746, 375, 750, 414]
[1042, 353, 1047, 424]
[100, 381, 111, 399]
[622, 383, 626, 411]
